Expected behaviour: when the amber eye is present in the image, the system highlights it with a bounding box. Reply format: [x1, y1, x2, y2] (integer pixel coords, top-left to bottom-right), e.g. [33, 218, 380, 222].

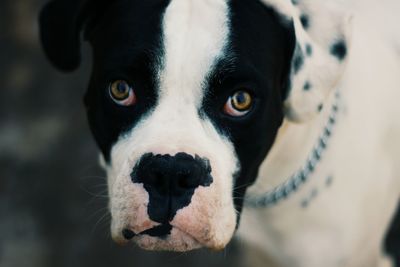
[109, 80, 136, 106]
[223, 91, 253, 117]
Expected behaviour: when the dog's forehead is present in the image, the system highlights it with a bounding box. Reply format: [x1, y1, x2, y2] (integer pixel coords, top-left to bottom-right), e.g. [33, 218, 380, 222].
[159, 0, 230, 104]
[91, 0, 293, 82]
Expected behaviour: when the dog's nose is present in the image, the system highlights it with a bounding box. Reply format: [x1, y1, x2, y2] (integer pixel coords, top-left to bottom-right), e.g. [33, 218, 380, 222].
[131, 153, 213, 223]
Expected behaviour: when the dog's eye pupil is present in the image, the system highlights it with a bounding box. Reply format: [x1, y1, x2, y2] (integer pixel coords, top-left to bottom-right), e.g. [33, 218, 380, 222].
[232, 91, 252, 111]
[110, 80, 130, 100]
[117, 82, 127, 94]
[223, 90, 253, 117]
[109, 80, 136, 106]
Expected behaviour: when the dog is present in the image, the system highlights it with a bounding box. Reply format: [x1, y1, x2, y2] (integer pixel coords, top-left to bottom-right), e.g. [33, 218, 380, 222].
[39, 0, 400, 266]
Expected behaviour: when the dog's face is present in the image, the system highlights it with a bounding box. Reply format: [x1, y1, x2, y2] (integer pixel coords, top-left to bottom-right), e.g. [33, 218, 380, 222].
[40, 0, 350, 251]
[84, 0, 294, 250]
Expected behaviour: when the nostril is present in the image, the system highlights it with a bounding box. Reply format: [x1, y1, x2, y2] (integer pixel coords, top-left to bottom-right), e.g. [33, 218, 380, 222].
[122, 229, 136, 240]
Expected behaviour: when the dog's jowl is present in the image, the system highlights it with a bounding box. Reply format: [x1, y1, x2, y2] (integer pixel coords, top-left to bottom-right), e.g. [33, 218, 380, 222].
[40, 0, 400, 266]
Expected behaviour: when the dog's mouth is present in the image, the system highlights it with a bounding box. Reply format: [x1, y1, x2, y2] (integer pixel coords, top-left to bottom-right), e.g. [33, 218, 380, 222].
[122, 223, 173, 240]
[118, 223, 205, 252]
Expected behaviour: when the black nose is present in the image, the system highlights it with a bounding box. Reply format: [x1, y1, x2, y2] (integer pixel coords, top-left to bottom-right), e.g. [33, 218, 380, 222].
[131, 153, 213, 223]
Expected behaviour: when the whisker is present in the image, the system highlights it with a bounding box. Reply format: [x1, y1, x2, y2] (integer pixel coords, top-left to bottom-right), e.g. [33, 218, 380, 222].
[91, 211, 111, 235]
[80, 185, 109, 199]
[86, 206, 110, 221]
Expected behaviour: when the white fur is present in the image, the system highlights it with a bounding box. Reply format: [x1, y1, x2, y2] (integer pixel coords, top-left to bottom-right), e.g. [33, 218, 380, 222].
[106, 0, 239, 251]
[239, 1, 400, 266]
[261, 0, 353, 122]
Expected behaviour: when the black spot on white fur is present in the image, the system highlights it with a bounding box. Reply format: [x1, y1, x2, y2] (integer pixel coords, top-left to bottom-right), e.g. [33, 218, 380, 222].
[330, 40, 347, 61]
[300, 14, 310, 29]
[303, 81, 311, 91]
[326, 175, 334, 187]
[305, 43, 312, 56]
[301, 188, 319, 208]
[293, 48, 304, 74]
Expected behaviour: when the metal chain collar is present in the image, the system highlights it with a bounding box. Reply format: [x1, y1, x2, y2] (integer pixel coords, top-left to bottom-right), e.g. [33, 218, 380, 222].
[244, 91, 341, 208]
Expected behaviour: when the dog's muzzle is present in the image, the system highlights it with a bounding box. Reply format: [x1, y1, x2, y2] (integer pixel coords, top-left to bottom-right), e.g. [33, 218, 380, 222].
[123, 153, 213, 239]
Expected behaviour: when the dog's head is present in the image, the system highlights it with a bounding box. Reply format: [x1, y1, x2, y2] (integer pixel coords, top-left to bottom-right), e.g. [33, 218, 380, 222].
[40, 0, 351, 251]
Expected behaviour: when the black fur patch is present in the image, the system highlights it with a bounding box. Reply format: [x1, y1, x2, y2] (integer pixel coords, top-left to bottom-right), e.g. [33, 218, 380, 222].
[303, 81, 311, 91]
[385, 202, 400, 265]
[330, 40, 347, 61]
[325, 175, 333, 187]
[300, 14, 310, 29]
[293, 49, 304, 74]
[305, 43, 313, 56]
[202, 0, 296, 221]
[83, 0, 170, 161]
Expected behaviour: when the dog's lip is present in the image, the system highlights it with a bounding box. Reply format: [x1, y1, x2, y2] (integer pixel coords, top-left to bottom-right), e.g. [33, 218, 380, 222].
[124, 223, 185, 238]
[135, 225, 205, 251]
[138, 223, 172, 238]
[125, 223, 205, 247]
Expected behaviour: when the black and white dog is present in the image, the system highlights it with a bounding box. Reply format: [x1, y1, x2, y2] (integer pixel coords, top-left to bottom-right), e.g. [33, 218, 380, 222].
[39, 0, 400, 266]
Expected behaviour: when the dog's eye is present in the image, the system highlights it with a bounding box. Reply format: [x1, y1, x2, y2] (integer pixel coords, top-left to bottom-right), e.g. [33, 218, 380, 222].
[109, 80, 136, 106]
[223, 91, 253, 117]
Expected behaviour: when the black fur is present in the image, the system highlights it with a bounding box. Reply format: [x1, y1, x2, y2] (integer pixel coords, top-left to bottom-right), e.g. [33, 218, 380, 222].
[305, 43, 313, 56]
[300, 14, 310, 29]
[39, 0, 111, 71]
[83, 0, 170, 160]
[293, 50, 304, 74]
[202, 0, 296, 218]
[330, 40, 347, 61]
[303, 81, 311, 91]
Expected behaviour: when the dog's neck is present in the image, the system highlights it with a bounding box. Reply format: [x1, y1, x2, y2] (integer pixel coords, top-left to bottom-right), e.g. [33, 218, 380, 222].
[246, 89, 341, 205]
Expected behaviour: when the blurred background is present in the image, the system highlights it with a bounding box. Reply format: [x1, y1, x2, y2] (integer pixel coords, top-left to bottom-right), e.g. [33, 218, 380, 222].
[0, 1, 398, 267]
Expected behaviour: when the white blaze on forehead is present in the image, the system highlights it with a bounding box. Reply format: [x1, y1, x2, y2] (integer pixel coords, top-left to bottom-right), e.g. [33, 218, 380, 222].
[160, 0, 230, 107]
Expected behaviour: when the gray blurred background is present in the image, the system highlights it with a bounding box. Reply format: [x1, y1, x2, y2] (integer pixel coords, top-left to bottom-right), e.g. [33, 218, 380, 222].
[0, 1, 398, 267]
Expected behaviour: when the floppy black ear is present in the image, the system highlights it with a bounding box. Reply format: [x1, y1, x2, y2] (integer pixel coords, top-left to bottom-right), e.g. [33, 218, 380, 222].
[39, 0, 88, 72]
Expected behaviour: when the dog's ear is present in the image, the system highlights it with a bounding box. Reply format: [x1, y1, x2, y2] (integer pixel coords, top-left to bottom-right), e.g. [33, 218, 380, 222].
[282, 1, 353, 122]
[39, 0, 93, 72]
